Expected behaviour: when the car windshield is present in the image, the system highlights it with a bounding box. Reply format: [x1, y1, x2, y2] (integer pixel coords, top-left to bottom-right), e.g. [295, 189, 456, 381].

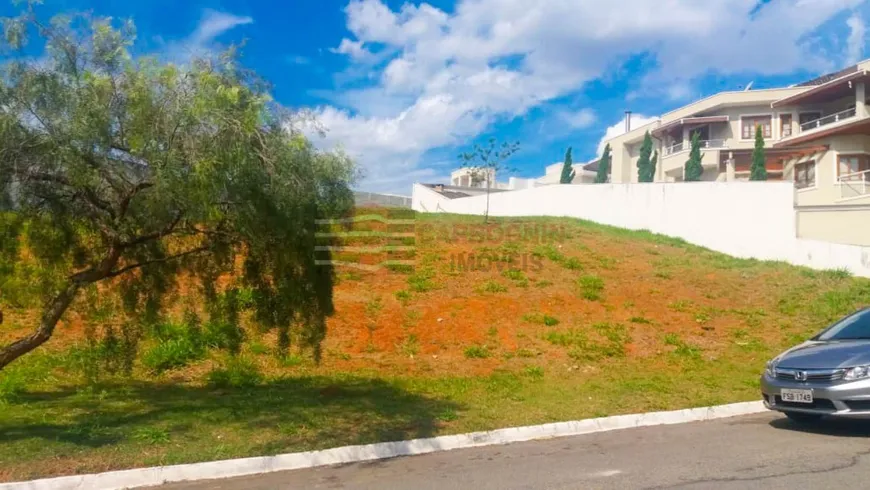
[815, 309, 870, 341]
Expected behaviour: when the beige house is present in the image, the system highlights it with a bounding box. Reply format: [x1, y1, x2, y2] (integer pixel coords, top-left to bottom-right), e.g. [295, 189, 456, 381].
[602, 61, 870, 246]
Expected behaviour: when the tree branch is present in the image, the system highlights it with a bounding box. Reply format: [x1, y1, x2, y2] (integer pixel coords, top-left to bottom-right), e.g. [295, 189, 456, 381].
[118, 181, 153, 219]
[119, 211, 184, 248]
[104, 246, 209, 279]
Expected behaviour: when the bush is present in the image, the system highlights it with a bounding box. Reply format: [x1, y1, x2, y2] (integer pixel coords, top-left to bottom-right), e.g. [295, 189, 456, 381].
[203, 320, 245, 354]
[563, 257, 584, 270]
[141, 337, 204, 374]
[207, 357, 263, 389]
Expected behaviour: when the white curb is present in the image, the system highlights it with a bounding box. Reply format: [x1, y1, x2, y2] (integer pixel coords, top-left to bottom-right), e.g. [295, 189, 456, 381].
[2, 400, 766, 490]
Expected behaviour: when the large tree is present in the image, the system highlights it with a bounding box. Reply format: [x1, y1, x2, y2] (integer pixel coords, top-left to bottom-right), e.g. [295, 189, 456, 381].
[595, 144, 611, 184]
[459, 138, 519, 223]
[750, 125, 768, 181]
[684, 131, 705, 182]
[559, 147, 575, 184]
[637, 131, 657, 182]
[0, 7, 355, 370]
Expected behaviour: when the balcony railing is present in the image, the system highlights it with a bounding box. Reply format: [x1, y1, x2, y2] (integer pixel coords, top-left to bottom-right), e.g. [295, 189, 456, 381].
[838, 169, 870, 200]
[800, 107, 857, 132]
[663, 139, 726, 156]
[663, 142, 684, 155]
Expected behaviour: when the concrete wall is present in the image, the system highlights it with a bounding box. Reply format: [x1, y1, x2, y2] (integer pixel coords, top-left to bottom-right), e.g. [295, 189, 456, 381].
[797, 206, 870, 246]
[354, 191, 412, 208]
[412, 182, 870, 277]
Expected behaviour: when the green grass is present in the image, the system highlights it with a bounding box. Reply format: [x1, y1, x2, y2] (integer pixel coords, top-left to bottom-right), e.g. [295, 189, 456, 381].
[663, 333, 701, 360]
[395, 289, 412, 305]
[501, 268, 526, 281]
[522, 312, 559, 326]
[407, 267, 437, 292]
[578, 275, 604, 301]
[8, 212, 870, 481]
[477, 280, 508, 293]
[562, 257, 584, 271]
[463, 345, 491, 359]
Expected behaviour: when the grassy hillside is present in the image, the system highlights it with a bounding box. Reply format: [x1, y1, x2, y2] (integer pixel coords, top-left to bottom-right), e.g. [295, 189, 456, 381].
[2, 209, 869, 481]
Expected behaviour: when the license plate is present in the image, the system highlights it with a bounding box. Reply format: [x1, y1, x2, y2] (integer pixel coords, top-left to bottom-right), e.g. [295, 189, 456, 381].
[781, 389, 813, 404]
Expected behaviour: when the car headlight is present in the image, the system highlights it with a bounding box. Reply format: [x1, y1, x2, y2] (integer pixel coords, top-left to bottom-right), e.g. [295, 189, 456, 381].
[844, 365, 870, 381]
[765, 360, 777, 377]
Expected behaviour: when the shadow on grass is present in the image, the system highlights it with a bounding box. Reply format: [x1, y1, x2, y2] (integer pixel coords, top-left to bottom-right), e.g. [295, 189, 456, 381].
[1, 376, 461, 461]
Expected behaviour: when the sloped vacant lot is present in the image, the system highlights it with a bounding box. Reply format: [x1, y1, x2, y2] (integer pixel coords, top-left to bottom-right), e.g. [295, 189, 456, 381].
[2, 210, 869, 481]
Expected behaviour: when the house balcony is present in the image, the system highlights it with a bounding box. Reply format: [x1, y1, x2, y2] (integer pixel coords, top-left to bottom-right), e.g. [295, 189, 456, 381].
[661, 139, 726, 173]
[662, 139, 727, 156]
[798, 107, 858, 132]
[773, 69, 870, 148]
[839, 169, 870, 200]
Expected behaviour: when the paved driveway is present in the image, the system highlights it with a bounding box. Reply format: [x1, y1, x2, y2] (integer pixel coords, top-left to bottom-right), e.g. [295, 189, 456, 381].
[159, 412, 870, 489]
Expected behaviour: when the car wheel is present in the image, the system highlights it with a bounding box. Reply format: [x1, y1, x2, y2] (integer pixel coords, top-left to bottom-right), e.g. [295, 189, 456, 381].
[784, 412, 822, 424]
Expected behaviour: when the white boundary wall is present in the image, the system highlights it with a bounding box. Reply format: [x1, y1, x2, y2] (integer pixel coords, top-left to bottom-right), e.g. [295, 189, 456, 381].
[412, 182, 870, 277]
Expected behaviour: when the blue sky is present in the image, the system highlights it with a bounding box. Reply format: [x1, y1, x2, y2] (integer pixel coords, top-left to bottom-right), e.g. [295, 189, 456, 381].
[5, 0, 870, 193]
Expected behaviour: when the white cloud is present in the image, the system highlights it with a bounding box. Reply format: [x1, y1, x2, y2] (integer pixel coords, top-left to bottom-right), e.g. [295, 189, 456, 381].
[666, 81, 694, 101]
[315, 0, 866, 193]
[331, 38, 377, 63]
[560, 108, 597, 129]
[847, 12, 867, 65]
[163, 9, 253, 62]
[596, 114, 659, 155]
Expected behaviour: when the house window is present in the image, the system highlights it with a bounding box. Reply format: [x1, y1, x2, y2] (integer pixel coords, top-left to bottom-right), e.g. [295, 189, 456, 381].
[794, 160, 815, 189]
[741, 115, 772, 139]
[780, 114, 793, 138]
[838, 154, 870, 180]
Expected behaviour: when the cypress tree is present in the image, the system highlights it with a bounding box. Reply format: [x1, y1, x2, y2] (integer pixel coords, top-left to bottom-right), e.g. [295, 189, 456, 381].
[749, 125, 768, 181]
[684, 131, 705, 181]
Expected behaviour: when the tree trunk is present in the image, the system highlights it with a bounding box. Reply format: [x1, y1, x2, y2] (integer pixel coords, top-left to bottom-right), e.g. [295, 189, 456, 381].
[0, 283, 79, 371]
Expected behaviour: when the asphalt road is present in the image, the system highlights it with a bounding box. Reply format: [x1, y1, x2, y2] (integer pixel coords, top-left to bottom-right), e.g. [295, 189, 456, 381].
[159, 412, 870, 490]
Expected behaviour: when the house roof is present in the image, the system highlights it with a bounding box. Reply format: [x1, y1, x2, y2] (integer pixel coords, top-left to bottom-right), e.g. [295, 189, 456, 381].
[583, 159, 601, 172]
[651, 115, 729, 137]
[796, 65, 859, 87]
[772, 69, 869, 108]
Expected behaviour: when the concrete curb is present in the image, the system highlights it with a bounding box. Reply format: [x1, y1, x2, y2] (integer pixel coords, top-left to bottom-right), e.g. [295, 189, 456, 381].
[2, 400, 766, 490]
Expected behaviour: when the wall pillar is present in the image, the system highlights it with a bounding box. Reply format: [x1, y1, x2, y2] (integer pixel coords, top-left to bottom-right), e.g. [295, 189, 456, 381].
[857, 81, 867, 118]
[726, 151, 736, 182]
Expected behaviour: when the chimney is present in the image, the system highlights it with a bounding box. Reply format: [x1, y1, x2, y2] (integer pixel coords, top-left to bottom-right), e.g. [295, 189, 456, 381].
[625, 110, 632, 133]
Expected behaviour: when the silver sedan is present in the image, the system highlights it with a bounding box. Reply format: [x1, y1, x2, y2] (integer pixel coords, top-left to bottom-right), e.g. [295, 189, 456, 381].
[761, 307, 870, 422]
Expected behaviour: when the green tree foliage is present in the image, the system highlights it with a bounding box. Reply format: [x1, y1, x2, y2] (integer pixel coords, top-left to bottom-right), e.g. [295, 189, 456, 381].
[459, 138, 520, 223]
[559, 147, 575, 184]
[0, 6, 355, 370]
[595, 144, 612, 184]
[750, 125, 768, 181]
[637, 131, 657, 182]
[684, 132, 705, 181]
